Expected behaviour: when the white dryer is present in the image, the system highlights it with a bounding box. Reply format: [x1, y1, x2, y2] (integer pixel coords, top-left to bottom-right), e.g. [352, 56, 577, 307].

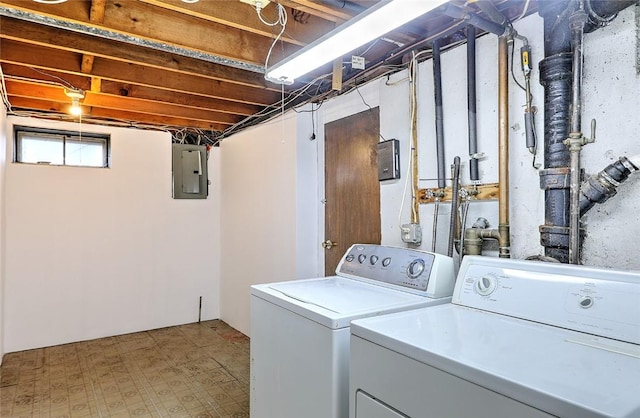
[350, 256, 640, 418]
[250, 244, 455, 418]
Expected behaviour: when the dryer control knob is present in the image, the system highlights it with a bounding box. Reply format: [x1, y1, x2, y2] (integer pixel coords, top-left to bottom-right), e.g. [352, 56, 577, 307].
[358, 254, 367, 264]
[476, 276, 497, 296]
[579, 296, 594, 309]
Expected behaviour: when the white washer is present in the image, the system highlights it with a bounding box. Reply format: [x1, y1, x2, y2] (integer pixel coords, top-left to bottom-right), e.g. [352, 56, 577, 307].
[350, 256, 640, 418]
[250, 244, 455, 418]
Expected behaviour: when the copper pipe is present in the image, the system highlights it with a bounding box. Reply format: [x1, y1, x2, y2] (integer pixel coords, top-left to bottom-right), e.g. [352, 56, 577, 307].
[498, 35, 511, 258]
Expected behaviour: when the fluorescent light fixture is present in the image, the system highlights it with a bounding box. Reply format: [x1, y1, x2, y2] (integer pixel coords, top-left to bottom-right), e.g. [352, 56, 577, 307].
[33, 0, 68, 3]
[265, 0, 448, 85]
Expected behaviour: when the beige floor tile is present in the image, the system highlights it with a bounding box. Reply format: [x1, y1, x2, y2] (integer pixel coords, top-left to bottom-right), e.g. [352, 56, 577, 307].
[0, 320, 249, 418]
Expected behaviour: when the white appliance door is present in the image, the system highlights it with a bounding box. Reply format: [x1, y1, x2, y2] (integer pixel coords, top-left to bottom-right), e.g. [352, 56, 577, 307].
[356, 391, 408, 418]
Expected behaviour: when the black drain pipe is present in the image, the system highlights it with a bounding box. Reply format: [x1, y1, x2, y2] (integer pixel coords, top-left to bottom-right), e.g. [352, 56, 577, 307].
[433, 39, 446, 192]
[537, 0, 635, 263]
[467, 26, 479, 182]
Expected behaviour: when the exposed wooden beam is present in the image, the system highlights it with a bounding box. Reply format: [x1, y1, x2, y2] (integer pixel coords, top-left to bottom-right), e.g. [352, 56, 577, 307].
[5, 79, 242, 125]
[91, 77, 102, 93]
[275, 0, 354, 22]
[81, 0, 109, 72]
[89, 0, 107, 23]
[0, 39, 281, 106]
[99, 81, 262, 117]
[137, 0, 334, 46]
[0, 0, 297, 66]
[0, 17, 275, 90]
[8, 96, 228, 131]
[1, 64, 262, 117]
[81, 55, 95, 74]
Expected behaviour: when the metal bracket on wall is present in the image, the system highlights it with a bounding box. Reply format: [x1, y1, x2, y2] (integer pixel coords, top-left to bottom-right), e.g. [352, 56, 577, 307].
[418, 183, 500, 203]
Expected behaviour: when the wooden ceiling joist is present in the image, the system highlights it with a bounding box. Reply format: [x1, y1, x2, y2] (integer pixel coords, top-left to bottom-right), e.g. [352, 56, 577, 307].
[0, 39, 281, 106]
[0, 17, 274, 90]
[8, 96, 228, 131]
[5, 79, 240, 125]
[0, 0, 297, 67]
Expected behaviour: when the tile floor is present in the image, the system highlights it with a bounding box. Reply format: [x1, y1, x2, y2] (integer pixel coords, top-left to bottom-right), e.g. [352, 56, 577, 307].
[0, 320, 250, 418]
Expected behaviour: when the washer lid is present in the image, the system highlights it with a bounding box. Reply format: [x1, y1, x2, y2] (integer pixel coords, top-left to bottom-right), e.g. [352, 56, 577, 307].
[251, 277, 449, 329]
[351, 305, 640, 418]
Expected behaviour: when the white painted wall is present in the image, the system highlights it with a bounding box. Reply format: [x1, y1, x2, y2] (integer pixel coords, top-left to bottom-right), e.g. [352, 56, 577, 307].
[312, 8, 640, 270]
[220, 108, 318, 336]
[3, 117, 220, 353]
[410, 14, 545, 261]
[580, 7, 640, 267]
[0, 104, 6, 364]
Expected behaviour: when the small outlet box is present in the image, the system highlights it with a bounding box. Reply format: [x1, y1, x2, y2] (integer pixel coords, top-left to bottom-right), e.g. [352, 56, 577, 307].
[401, 223, 422, 244]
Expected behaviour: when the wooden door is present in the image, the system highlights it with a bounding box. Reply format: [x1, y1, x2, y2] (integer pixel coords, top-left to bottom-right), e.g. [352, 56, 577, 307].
[324, 108, 381, 275]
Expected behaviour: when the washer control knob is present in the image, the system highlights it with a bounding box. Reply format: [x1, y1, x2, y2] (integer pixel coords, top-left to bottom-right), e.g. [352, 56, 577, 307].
[358, 254, 367, 264]
[579, 296, 594, 309]
[382, 257, 392, 267]
[476, 276, 497, 296]
[345, 254, 355, 262]
[407, 259, 426, 279]
[370, 255, 379, 265]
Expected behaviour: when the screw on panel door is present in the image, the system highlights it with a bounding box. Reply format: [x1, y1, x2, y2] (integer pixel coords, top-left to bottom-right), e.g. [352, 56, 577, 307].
[322, 240, 338, 250]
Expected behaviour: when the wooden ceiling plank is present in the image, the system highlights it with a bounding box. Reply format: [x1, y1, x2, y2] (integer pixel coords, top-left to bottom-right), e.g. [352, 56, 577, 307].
[137, 0, 335, 47]
[0, 39, 281, 106]
[0, 17, 275, 90]
[0, 63, 92, 91]
[8, 96, 228, 131]
[99, 81, 261, 117]
[0, 0, 298, 66]
[91, 77, 102, 92]
[5, 79, 242, 125]
[90, 0, 108, 23]
[81, 55, 95, 74]
[275, 0, 353, 22]
[1, 63, 261, 117]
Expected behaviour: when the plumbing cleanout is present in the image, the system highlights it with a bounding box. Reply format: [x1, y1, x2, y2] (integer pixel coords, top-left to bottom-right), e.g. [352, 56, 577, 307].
[537, 0, 636, 263]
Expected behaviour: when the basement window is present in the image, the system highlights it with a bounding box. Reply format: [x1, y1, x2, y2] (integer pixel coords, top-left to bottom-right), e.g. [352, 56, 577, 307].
[14, 126, 110, 168]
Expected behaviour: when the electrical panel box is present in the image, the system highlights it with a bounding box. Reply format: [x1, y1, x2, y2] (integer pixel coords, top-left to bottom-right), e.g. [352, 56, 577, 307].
[172, 143, 208, 199]
[377, 139, 400, 181]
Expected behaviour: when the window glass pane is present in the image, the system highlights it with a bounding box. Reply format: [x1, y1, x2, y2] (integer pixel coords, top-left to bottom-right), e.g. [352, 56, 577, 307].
[20, 136, 64, 165]
[66, 139, 105, 167]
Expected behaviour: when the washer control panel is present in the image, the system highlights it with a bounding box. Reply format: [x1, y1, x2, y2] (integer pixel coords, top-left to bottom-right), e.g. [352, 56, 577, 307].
[454, 256, 640, 345]
[336, 244, 455, 298]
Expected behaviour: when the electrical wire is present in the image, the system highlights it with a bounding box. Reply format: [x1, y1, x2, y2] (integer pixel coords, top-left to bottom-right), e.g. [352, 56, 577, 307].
[27, 67, 76, 89]
[514, 0, 532, 21]
[262, 4, 288, 73]
[0, 64, 12, 112]
[509, 40, 527, 92]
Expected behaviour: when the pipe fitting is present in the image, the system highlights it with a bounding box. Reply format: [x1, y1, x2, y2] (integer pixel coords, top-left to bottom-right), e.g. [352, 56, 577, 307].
[569, 9, 588, 32]
[579, 156, 640, 216]
[463, 225, 500, 256]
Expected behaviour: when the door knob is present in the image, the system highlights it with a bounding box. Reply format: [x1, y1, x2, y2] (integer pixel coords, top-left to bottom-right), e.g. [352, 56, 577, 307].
[322, 240, 337, 250]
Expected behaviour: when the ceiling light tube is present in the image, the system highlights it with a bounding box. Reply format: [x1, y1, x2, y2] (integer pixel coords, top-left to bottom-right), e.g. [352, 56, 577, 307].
[33, 0, 68, 4]
[265, 0, 449, 85]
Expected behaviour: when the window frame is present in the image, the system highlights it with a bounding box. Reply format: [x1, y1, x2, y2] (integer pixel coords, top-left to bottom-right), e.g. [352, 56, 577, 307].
[14, 126, 110, 168]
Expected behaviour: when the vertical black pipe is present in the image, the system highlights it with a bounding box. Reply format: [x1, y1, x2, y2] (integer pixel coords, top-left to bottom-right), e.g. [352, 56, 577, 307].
[538, 0, 573, 263]
[537, 0, 633, 262]
[448, 156, 461, 257]
[433, 39, 446, 189]
[467, 26, 479, 182]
